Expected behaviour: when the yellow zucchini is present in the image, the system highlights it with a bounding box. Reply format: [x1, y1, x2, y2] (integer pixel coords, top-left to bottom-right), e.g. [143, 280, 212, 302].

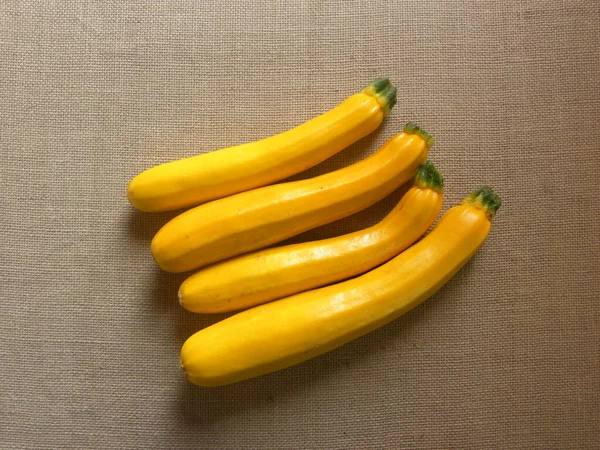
[151, 123, 433, 273]
[179, 161, 444, 313]
[127, 78, 397, 212]
[180, 187, 501, 386]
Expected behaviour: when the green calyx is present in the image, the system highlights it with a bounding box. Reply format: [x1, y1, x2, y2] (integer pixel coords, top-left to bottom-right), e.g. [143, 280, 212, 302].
[462, 186, 502, 220]
[414, 161, 444, 192]
[403, 122, 434, 149]
[363, 78, 398, 116]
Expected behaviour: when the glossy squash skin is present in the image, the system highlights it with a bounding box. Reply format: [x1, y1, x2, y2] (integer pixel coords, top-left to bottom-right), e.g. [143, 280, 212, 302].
[151, 123, 433, 273]
[180, 187, 501, 387]
[178, 162, 444, 313]
[127, 78, 397, 212]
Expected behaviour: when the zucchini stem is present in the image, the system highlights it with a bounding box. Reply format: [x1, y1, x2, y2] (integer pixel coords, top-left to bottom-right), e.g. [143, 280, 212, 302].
[363, 78, 398, 116]
[403, 122, 434, 149]
[462, 187, 501, 220]
[414, 161, 444, 192]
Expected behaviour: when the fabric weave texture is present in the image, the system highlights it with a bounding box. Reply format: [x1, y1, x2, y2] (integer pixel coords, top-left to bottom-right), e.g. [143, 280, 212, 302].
[1, 1, 599, 449]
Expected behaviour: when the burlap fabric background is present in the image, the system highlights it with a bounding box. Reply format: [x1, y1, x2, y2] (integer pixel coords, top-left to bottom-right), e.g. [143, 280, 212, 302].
[1, 1, 598, 449]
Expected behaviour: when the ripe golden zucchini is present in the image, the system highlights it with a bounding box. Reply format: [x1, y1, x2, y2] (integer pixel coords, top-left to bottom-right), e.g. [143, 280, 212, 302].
[178, 162, 444, 313]
[127, 78, 397, 212]
[180, 187, 501, 386]
[152, 123, 433, 273]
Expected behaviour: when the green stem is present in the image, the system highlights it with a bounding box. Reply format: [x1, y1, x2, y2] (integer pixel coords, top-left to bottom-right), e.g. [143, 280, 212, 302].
[414, 161, 444, 192]
[462, 187, 502, 220]
[363, 78, 398, 116]
[403, 122, 434, 149]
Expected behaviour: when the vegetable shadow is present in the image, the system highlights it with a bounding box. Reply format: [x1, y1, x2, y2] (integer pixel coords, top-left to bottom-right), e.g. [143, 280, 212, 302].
[126, 208, 182, 242]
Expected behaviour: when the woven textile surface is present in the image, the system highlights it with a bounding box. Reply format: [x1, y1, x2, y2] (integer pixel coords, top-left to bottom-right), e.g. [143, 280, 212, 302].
[1, 1, 599, 448]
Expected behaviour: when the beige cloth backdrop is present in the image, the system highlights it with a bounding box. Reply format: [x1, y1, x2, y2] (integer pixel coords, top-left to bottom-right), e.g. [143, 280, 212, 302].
[1, 1, 599, 449]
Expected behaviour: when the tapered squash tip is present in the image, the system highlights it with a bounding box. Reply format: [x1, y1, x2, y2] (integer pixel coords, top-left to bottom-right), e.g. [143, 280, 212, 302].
[403, 123, 434, 149]
[363, 78, 398, 116]
[126, 177, 144, 210]
[414, 161, 444, 192]
[462, 186, 501, 220]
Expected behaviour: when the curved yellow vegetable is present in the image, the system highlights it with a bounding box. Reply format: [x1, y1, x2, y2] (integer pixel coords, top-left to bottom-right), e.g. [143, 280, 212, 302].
[127, 78, 397, 212]
[180, 187, 501, 386]
[179, 162, 444, 313]
[151, 123, 433, 273]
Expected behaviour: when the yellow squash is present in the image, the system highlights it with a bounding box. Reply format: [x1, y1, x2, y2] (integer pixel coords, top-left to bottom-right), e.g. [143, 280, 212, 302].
[179, 161, 444, 313]
[180, 187, 501, 387]
[127, 78, 397, 212]
[152, 123, 433, 273]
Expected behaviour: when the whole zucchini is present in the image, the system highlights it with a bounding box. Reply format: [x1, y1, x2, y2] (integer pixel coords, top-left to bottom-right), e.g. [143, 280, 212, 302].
[179, 161, 444, 313]
[127, 78, 397, 212]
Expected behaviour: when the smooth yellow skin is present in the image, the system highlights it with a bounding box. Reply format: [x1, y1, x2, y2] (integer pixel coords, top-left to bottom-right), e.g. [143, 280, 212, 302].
[179, 185, 443, 313]
[180, 202, 492, 387]
[151, 131, 429, 273]
[127, 92, 385, 212]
